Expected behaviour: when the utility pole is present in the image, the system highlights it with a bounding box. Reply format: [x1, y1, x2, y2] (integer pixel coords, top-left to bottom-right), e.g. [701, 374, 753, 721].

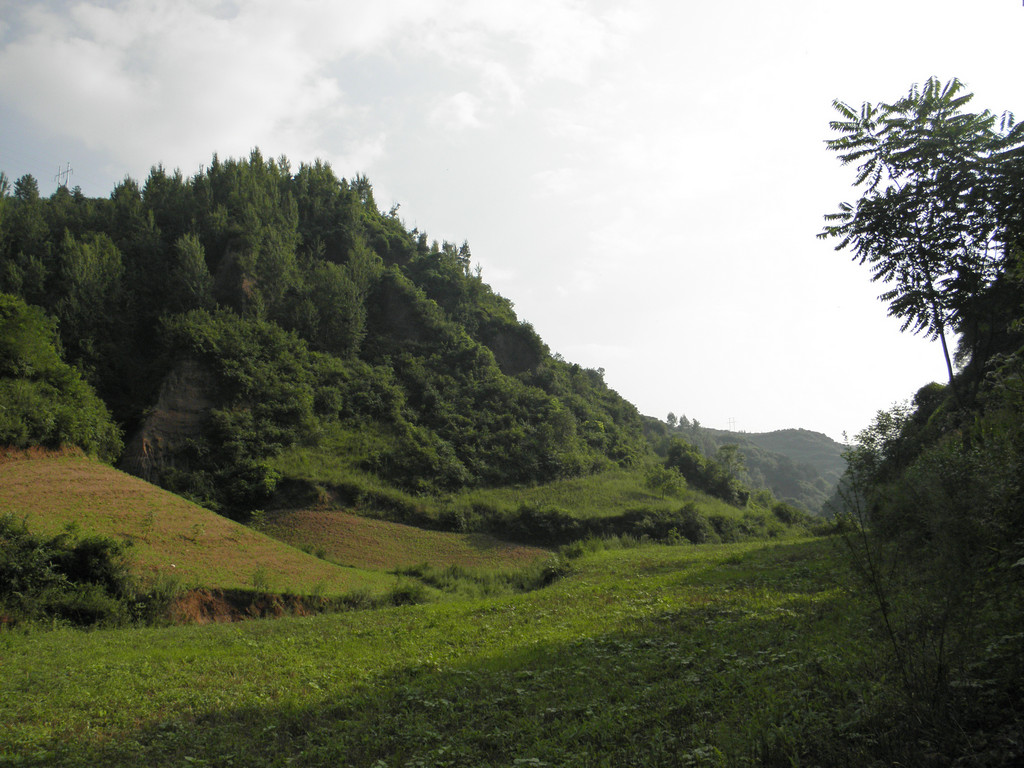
[54, 162, 73, 188]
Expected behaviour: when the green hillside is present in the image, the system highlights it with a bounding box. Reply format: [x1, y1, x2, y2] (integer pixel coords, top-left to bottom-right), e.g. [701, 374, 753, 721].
[644, 420, 845, 513]
[0, 156, 646, 522]
[0, 451, 396, 597]
[3, 73, 1024, 766]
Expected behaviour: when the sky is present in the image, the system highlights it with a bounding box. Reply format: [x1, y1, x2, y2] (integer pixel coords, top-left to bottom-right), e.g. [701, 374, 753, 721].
[1, 0, 1021, 443]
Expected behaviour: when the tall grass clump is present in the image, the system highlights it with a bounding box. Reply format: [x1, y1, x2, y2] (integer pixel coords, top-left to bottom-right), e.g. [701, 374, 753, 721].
[392, 556, 571, 599]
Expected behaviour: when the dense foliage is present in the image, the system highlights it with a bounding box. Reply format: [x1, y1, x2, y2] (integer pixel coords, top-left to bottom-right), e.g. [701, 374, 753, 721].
[0, 293, 121, 459]
[0, 154, 646, 515]
[826, 78, 1024, 766]
[0, 514, 141, 626]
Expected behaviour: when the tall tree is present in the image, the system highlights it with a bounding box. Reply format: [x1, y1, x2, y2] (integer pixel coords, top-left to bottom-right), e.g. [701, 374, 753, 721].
[819, 77, 1024, 390]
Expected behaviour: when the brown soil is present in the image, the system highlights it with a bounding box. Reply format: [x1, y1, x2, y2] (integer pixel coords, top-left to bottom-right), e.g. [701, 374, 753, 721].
[168, 588, 322, 624]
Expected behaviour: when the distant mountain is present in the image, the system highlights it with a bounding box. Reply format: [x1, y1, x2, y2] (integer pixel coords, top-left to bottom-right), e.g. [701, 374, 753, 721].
[740, 429, 846, 482]
[644, 421, 846, 514]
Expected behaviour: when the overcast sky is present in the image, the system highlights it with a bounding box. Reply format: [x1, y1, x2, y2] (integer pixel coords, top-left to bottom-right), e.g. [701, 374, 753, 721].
[1, 0, 1021, 442]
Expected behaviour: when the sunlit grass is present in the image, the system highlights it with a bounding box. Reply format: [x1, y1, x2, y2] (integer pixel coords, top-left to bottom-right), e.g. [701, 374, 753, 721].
[448, 469, 749, 522]
[269, 451, 754, 528]
[0, 454, 397, 597]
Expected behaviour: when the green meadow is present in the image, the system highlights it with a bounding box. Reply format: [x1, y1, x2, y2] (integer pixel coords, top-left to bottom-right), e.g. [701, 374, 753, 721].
[0, 538, 889, 768]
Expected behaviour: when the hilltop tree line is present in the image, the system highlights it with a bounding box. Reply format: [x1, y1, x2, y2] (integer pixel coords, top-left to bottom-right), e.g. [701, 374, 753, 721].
[0, 152, 645, 515]
[824, 78, 1024, 765]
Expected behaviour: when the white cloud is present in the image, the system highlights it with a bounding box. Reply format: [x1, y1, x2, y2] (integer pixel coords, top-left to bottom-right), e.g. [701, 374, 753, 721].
[0, 0, 635, 179]
[430, 91, 483, 131]
[0, 1, 447, 176]
[532, 166, 581, 198]
[2, 0, 1018, 441]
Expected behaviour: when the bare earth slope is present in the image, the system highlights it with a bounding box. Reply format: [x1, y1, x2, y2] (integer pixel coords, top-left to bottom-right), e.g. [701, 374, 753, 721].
[0, 450, 395, 596]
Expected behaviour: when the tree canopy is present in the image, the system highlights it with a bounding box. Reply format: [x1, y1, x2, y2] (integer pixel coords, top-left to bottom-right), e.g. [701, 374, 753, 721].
[0, 152, 647, 513]
[0, 293, 122, 459]
[826, 79, 1024, 764]
[820, 76, 1024, 388]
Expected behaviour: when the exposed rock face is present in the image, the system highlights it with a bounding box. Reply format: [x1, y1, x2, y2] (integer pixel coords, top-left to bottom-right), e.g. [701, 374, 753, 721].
[121, 359, 216, 483]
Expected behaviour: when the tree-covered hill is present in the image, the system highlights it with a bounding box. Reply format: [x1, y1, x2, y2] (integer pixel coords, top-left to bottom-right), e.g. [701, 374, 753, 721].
[0, 152, 645, 517]
[644, 418, 844, 513]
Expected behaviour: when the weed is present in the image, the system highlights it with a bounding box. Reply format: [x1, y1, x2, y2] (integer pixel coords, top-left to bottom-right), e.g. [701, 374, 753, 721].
[387, 579, 429, 606]
[250, 566, 274, 596]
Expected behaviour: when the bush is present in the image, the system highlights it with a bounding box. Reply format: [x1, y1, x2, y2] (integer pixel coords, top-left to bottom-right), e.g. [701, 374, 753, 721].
[484, 504, 584, 544]
[0, 293, 123, 460]
[770, 501, 800, 525]
[707, 514, 743, 543]
[387, 580, 429, 606]
[46, 583, 133, 626]
[0, 514, 139, 627]
[676, 503, 717, 544]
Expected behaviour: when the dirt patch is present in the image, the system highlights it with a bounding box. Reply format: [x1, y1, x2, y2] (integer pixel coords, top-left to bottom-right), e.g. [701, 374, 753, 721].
[168, 588, 320, 624]
[0, 445, 83, 465]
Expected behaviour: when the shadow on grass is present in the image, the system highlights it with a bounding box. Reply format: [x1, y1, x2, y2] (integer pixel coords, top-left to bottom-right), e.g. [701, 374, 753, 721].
[20, 544, 874, 768]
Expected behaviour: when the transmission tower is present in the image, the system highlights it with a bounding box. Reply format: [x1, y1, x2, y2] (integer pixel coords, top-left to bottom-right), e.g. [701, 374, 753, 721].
[727, 417, 736, 431]
[54, 162, 73, 188]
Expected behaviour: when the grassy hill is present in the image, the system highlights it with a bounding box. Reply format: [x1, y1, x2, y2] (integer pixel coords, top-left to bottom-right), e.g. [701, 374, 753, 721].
[262, 509, 549, 571]
[264, 453, 826, 549]
[0, 450, 396, 597]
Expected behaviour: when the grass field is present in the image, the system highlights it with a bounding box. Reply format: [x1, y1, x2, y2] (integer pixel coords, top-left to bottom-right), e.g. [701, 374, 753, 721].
[0, 452, 886, 766]
[263, 508, 550, 570]
[0, 537, 886, 767]
[0, 452, 397, 597]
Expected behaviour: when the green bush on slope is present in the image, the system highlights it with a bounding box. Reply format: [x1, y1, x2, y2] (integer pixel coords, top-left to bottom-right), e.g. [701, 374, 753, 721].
[0, 293, 122, 459]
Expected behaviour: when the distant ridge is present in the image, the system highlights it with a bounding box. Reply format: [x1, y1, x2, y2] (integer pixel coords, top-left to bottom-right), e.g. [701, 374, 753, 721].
[740, 429, 846, 480]
[644, 420, 846, 514]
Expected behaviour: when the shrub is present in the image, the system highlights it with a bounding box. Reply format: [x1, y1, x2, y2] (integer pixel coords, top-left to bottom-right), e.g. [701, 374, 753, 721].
[0, 294, 123, 460]
[676, 503, 718, 544]
[484, 504, 583, 544]
[0, 515, 139, 627]
[387, 580, 429, 606]
[707, 514, 743, 543]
